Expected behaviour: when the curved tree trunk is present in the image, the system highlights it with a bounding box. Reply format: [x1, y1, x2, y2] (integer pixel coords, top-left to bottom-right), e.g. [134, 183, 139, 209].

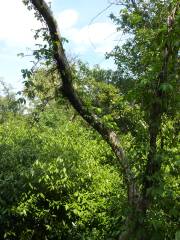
[25, 1, 179, 239]
[29, 0, 139, 206]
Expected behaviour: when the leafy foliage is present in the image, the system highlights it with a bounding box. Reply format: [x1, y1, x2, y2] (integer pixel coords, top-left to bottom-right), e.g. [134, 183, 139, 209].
[0, 0, 179, 239]
[0, 105, 126, 239]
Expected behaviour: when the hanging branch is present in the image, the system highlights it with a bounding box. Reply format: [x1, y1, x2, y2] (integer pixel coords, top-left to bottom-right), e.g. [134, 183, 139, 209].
[28, 0, 138, 203]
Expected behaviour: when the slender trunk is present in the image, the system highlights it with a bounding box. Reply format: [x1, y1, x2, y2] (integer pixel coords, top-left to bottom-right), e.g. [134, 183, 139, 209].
[119, 111, 162, 240]
[142, 107, 162, 211]
[136, 5, 180, 234]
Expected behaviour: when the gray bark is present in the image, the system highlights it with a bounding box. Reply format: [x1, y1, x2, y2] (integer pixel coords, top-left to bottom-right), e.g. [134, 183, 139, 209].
[29, 0, 138, 204]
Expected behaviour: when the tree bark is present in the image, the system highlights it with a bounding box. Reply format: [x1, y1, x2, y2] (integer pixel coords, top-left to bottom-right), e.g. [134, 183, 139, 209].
[142, 2, 179, 213]
[25, 1, 179, 239]
[29, 0, 138, 205]
[119, 3, 179, 239]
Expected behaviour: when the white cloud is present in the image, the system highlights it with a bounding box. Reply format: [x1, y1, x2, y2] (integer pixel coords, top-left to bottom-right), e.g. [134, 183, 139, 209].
[70, 22, 118, 53]
[0, 2, 119, 90]
[0, 1, 120, 68]
[0, 1, 34, 45]
[57, 9, 79, 30]
[0, 1, 119, 54]
[72, 22, 116, 44]
[0, 0, 53, 46]
[57, 13, 120, 54]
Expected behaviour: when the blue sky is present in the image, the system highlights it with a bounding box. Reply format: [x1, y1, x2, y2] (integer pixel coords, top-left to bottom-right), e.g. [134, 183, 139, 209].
[0, 0, 121, 92]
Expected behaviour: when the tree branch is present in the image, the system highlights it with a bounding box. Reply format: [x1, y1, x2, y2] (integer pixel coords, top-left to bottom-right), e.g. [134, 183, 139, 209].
[29, 0, 138, 200]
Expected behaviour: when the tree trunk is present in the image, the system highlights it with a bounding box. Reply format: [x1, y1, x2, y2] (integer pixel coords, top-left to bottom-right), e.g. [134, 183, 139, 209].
[29, 0, 139, 205]
[25, 1, 179, 239]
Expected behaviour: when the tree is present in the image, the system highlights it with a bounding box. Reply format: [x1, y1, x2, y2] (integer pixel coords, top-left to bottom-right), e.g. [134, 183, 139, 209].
[22, 0, 179, 239]
[0, 80, 23, 123]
